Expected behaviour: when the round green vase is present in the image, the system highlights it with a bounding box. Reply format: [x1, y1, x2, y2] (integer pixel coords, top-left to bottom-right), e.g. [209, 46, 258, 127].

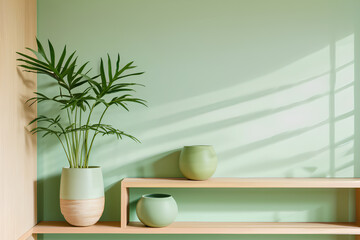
[179, 145, 218, 180]
[136, 193, 178, 227]
[60, 167, 104, 226]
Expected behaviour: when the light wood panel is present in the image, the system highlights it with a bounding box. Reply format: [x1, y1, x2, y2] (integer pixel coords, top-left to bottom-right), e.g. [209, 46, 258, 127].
[122, 178, 360, 188]
[26, 221, 360, 235]
[0, 0, 37, 240]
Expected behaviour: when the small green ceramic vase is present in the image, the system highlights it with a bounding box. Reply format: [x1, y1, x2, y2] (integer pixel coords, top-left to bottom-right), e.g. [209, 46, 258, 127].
[60, 167, 104, 226]
[179, 145, 217, 180]
[136, 193, 178, 227]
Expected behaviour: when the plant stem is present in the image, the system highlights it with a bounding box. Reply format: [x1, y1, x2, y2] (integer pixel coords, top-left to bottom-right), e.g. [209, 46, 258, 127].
[64, 135, 72, 166]
[85, 106, 109, 167]
[66, 109, 74, 165]
[74, 107, 79, 167]
[79, 109, 83, 168]
[56, 135, 72, 167]
[70, 109, 76, 168]
[86, 132, 99, 167]
[83, 104, 96, 167]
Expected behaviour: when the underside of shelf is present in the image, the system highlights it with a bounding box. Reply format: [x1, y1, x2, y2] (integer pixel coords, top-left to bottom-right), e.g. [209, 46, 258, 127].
[122, 178, 360, 188]
[30, 221, 360, 235]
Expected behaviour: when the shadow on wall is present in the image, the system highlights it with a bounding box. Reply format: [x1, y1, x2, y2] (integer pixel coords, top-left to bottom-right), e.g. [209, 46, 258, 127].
[37, 174, 61, 221]
[17, 66, 38, 225]
[106, 149, 183, 178]
[102, 149, 183, 220]
[91, 35, 355, 179]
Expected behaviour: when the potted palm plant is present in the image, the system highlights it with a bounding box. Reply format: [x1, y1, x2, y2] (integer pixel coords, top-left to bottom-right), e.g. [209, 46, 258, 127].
[17, 39, 146, 226]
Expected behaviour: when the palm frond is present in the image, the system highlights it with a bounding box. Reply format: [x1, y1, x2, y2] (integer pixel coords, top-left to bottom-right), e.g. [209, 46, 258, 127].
[18, 39, 147, 168]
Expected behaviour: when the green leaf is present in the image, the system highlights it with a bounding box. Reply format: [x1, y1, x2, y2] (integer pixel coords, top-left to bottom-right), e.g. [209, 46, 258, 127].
[123, 97, 148, 107]
[48, 40, 55, 66]
[36, 38, 50, 64]
[64, 57, 77, 85]
[60, 51, 76, 77]
[117, 71, 145, 80]
[16, 51, 48, 68]
[107, 54, 113, 82]
[107, 87, 135, 94]
[18, 64, 52, 75]
[72, 80, 88, 88]
[116, 54, 120, 72]
[25, 47, 41, 58]
[17, 58, 51, 72]
[118, 102, 129, 111]
[100, 58, 106, 87]
[113, 61, 134, 80]
[88, 79, 101, 95]
[77, 62, 89, 75]
[56, 45, 67, 72]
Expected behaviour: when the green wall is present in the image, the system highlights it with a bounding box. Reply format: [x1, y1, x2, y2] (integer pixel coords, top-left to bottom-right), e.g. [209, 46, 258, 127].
[37, 0, 359, 239]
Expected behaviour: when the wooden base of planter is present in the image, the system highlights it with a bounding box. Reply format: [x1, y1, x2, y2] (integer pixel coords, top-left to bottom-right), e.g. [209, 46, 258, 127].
[60, 197, 105, 227]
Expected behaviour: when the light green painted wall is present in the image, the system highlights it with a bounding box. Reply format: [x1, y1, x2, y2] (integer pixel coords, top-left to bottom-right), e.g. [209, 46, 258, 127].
[37, 0, 358, 239]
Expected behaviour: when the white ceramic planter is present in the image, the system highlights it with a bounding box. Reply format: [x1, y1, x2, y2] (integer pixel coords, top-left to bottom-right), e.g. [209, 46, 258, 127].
[60, 167, 104, 226]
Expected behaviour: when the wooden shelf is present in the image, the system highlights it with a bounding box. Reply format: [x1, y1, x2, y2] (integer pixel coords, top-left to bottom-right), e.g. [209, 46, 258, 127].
[126, 222, 360, 234]
[27, 221, 360, 235]
[32, 221, 120, 234]
[19, 178, 360, 239]
[122, 177, 360, 188]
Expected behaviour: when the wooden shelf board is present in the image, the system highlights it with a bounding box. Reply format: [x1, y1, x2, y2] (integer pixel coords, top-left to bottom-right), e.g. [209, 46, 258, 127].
[122, 178, 360, 188]
[31, 221, 360, 235]
[33, 221, 120, 234]
[126, 222, 360, 234]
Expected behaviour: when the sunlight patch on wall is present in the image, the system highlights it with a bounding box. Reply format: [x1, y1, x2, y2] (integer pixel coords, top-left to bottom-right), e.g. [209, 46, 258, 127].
[127, 31, 356, 220]
[101, 34, 355, 179]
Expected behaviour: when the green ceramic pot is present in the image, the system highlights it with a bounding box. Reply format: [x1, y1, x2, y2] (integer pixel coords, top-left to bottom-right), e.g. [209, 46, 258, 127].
[179, 145, 218, 180]
[136, 193, 178, 227]
[60, 167, 104, 226]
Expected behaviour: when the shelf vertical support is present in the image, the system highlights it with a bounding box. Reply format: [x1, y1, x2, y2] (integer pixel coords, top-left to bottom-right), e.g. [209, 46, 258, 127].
[356, 189, 360, 225]
[356, 189, 360, 239]
[120, 180, 129, 228]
